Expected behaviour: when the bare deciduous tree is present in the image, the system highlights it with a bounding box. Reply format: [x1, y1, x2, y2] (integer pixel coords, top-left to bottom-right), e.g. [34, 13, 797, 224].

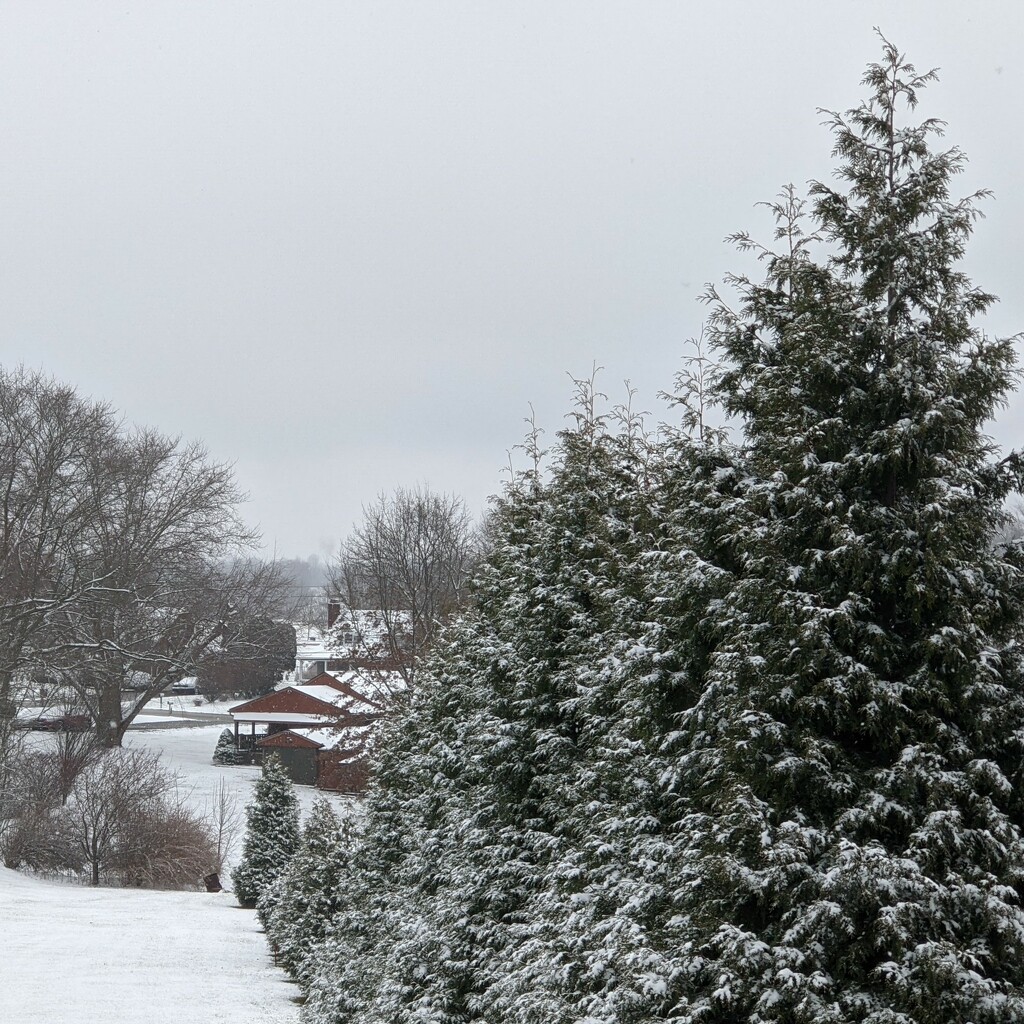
[0, 368, 121, 803]
[65, 747, 171, 885]
[330, 486, 476, 694]
[50, 727, 102, 807]
[0, 364, 292, 772]
[62, 747, 218, 887]
[206, 777, 241, 875]
[0, 367, 293, 885]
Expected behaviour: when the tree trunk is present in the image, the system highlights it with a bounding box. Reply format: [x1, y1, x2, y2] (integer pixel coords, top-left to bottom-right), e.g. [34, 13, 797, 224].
[89, 833, 101, 886]
[95, 686, 126, 748]
[95, 719, 129, 748]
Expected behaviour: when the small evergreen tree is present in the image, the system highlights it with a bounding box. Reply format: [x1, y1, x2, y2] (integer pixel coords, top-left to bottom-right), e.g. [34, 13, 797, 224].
[231, 754, 300, 908]
[258, 798, 354, 985]
[212, 727, 243, 765]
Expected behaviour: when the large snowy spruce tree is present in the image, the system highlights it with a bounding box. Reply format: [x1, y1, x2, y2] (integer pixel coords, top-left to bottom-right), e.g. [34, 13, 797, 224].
[670, 39, 1024, 1022]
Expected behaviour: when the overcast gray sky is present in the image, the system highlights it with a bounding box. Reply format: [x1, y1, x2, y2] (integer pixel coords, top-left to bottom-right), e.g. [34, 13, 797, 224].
[1, 2, 1021, 557]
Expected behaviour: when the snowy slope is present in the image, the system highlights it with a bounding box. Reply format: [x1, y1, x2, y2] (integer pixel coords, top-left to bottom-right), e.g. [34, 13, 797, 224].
[2, 721, 361, 1022]
[0, 866, 300, 1024]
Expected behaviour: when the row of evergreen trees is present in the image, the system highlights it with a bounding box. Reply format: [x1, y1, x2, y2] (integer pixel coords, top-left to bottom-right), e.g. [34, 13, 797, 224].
[252, 42, 1024, 1023]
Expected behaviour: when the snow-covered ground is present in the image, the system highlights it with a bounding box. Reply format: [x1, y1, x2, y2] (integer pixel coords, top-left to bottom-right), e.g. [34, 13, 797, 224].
[2, 720, 361, 1022]
[141, 695, 243, 716]
[0, 866, 301, 1024]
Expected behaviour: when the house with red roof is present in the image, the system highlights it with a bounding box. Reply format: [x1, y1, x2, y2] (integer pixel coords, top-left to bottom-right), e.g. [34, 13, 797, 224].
[228, 672, 381, 792]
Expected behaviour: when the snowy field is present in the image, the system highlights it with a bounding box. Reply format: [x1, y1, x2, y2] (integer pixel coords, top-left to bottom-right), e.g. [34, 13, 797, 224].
[2, 721, 361, 1022]
[0, 865, 301, 1024]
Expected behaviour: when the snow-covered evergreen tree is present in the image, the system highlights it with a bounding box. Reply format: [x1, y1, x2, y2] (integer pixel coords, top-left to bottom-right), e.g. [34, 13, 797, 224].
[212, 727, 243, 765]
[303, 381, 683, 1024]
[303, 644, 480, 1023]
[453, 383, 666, 1023]
[231, 754, 300, 908]
[669, 38, 1024, 1022]
[259, 798, 354, 985]
[298, 40, 1024, 1024]
[465, 383, 745, 1024]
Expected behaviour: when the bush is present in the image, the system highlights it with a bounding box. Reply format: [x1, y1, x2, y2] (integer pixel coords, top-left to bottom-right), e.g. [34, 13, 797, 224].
[114, 794, 219, 888]
[212, 728, 244, 765]
[1, 742, 92, 871]
[63, 747, 219, 888]
[3, 745, 219, 888]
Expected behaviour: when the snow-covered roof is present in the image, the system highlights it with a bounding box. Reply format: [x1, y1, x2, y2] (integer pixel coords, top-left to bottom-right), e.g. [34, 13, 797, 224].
[234, 711, 340, 725]
[294, 625, 337, 662]
[282, 724, 375, 750]
[297, 684, 352, 706]
[296, 682, 379, 714]
[229, 679, 382, 724]
[319, 667, 406, 702]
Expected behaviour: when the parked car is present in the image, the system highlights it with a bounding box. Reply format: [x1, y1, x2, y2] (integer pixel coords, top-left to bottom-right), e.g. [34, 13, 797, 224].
[29, 713, 91, 732]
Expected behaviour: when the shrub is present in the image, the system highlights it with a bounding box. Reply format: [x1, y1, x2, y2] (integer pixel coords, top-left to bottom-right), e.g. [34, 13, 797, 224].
[212, 728, 244, 765]
[4, 745, 219, 889]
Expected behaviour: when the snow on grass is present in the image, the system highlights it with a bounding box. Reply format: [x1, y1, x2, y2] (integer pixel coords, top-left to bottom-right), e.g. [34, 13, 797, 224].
[2, 724, 363, 1022]
[142, 695, 242, 715]
[0, 866, 301, 1024]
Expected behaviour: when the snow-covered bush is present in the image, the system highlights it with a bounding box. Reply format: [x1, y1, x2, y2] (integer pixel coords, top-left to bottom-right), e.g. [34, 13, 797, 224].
[231, 754, 299, 908]
[1, 746, 66, 868]
[113, 791, 218, 889]
[212, 728, 243, 765]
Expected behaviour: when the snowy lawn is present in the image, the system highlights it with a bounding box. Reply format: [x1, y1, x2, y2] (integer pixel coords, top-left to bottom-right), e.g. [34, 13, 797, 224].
[0, 866, 301, 1024]
[141, 695, 244, 715]
[2, 724, 362, 1022]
